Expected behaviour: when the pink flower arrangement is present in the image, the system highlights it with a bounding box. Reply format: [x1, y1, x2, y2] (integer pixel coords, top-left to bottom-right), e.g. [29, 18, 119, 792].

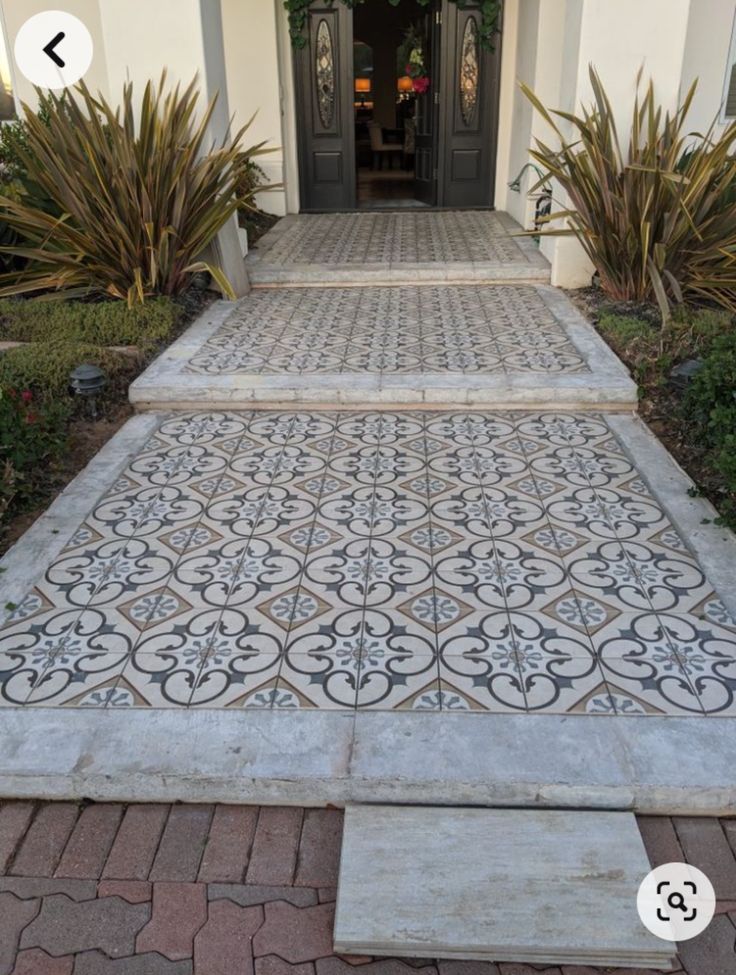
[413, 76, 430, 95]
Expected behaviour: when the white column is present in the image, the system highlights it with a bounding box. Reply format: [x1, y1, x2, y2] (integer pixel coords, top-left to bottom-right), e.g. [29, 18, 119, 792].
[98, 0, 250, 297]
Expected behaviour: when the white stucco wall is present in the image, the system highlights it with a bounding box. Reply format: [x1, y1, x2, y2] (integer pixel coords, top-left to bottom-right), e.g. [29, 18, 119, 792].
[221, 0, 287, 215]
[1, 0, 108, 106]
[681, 0, 736, 136]
[499, 0, 698, 288]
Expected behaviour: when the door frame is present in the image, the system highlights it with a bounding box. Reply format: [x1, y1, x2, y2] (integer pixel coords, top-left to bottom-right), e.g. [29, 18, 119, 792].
[291, 0, 503, 211]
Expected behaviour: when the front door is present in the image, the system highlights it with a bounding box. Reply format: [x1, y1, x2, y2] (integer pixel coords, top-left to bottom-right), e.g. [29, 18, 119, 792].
[437, 0, 501, 207]
[294, 2, 356, 211]
[414, 3, 440, 206]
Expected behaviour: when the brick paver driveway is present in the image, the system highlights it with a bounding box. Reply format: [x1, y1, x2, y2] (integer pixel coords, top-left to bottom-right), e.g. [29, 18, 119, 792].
[0, 801, 735, 974]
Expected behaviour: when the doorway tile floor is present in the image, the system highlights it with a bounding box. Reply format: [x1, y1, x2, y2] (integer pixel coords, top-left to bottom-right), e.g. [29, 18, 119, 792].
[2, 409, 735, 715]
[244, 211, 550, 284]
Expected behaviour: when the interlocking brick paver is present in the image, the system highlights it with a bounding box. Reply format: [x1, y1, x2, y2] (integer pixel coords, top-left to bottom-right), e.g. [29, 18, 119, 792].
[257, 957, 315, 975]
[438, 964, 501, 975]
[246, 808, 303, 886]
[150, 807, 213, 883]
[0, 893, 39, 975]
[0, 804, 35, 874]
[1, 804, 735, 975]
[102, 805, 170, 881]
[207, 883, 318, 908]
[673, 818, 736, 899]
[0, 878, 97, 901]
[193, 899, 263, 975]
[722, 819, 736, 858]
[677, 914, 736, 975]
[497, 967, 561, 975]
[55, 804, 124, 879]
[11, 949, 73, 975]
[11, 805, 79, 877]
[20, 894, 149, 958]
[136, 882, 207, 961]
[637, 817, 684, 868]
[295, 810, 343, 888]
[74, 951, 193, 974]
[197, 805, 258, 883]
[253, 901, 335, 963]
[317, 962, 439, 975]
[97, 881, 152, 904]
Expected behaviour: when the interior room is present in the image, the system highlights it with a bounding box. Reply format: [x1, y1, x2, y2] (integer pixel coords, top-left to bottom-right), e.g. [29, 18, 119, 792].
[353, 0, 430, 209]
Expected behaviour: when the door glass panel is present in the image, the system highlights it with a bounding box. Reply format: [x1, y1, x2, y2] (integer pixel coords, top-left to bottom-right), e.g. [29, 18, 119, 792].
[459, 17, 479, 126]
[315, 19, 335, 129]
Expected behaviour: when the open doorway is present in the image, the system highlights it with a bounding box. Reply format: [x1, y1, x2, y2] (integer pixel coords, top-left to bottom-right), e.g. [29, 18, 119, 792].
[353, 0, 437, 209]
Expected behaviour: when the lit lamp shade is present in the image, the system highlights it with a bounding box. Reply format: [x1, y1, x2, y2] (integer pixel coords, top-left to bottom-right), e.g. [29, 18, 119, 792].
[397, 76, 414, 93]
[355, 78, 372, 94]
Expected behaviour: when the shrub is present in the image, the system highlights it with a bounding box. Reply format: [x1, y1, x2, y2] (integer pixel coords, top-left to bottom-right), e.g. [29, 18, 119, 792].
[522, 69, 736, 319]
[235, 154, 267, 208]
[0, 387, 69, 512]
[0, 297, 179, 348]
[686, 332, 736, 429]
[0, 342, 137, 400]
[0, 75, 270, 303]
[685, 332, 736, 527]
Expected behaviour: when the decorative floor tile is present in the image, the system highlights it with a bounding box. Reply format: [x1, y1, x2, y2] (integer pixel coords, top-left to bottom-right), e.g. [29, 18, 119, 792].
[1, 410, 733, 716]
[246, 211, 528, 265]
[186, 286, 588, 377]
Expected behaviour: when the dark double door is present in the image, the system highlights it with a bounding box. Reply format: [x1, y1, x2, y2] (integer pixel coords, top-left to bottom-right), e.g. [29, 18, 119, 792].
[294, 0, 501, 211]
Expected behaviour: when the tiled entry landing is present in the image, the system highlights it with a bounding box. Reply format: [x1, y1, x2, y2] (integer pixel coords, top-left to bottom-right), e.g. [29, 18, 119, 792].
[1, 409, 735, 715]
[244, 211, 550, 285]
[129, 285, 636, 411]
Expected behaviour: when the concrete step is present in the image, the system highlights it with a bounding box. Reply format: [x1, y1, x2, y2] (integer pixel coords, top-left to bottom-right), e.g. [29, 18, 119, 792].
[334, 806, 675, 969]
[128, 286, 638, 413]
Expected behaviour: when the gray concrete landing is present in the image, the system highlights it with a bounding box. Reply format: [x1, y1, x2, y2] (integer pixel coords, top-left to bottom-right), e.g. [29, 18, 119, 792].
[334, 806, 674, 969]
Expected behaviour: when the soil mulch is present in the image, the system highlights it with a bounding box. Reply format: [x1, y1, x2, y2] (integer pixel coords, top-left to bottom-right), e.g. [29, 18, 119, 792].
[570, 287, 732, 525]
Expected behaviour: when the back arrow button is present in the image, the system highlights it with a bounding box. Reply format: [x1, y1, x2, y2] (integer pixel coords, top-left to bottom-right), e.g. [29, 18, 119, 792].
[43, 31, 66, 68]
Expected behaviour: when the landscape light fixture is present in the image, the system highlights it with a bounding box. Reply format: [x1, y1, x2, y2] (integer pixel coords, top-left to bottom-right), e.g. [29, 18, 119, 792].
[70, 363, 108, 419]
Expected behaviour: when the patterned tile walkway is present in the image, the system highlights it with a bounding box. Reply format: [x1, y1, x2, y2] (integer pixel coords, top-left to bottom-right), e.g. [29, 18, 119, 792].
[243, 212, 550, 285]
[0, 800, 734, 974]
[2, 410, 734, 714]
[187, 286, 587, 377]
[247, 212, 525, 267]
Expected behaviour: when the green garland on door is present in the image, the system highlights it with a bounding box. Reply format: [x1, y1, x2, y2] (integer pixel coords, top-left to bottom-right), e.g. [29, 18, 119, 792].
[284, 0, 502, 50]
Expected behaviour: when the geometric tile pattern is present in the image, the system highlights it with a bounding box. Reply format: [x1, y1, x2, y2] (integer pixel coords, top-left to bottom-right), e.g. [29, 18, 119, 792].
[187, 286, 588, 376]
[247, 211, 526, 266]
[1, 410, 734, 714]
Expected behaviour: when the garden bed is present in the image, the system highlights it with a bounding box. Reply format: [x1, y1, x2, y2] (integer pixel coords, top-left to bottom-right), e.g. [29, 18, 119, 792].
[0, 287, 214, 557]
[571, 288, 736, 533]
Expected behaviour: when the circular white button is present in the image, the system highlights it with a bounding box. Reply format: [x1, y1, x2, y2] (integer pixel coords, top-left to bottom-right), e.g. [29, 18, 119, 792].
[637, 862, 716, 942]
[14, 11, 93, 90]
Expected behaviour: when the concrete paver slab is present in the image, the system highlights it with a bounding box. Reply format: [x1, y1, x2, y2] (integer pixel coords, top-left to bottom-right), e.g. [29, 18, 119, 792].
[334, 806, 673, 968]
